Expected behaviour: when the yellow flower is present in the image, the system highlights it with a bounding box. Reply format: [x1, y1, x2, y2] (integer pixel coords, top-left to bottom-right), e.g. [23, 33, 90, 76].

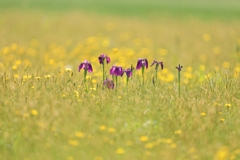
[201, 112, 206, 116]
[65, 68, 72, 72]
[220, 118, 225, 122]
[118, 96, 122, 99]
[12, 65, 17, 70]
[75, 132, 85, 138]
[108, 128, 116, 133]
[225, 104, 231, 108]
[94, 156, 103, 160]
[116, 148, 125, 154]
[3, 47, 10, 54]
[23, 113, 29, 118]
[174, 130, 182, 135]
[159, 48, 168, 56]
[68, 140, 79, 146]
[145, 143, 153, 149]
[170, 143, 177, 148]
[186, 66, 193, 72]
[14, 74, 19, 79]
[188, 147, 196, 153]
[214, 146, 229, 160]
[202, 33, 211, 41]
[144, 151, 151, 156]
[140, 136, 148, 142]
[163, 139, 172, 144]
[92, 79, 97, 83]
[222, 62, 230, 68]
[213, 47, 221, 54]
[45, 75, 51, 78]
[31, 110, 38, 116]
[99, 125, 106, 130]
[199, 65, 205, 71]
[67, 156, 74, 160]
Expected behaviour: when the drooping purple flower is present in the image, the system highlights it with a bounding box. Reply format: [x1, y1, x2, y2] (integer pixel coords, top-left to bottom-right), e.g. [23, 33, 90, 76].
[151, 60, 164, 70]
[176, 64, 183, 72]
[124, 68, 133, 78]
[110, 65, 124, 76]
[103, 78, 114, 89]
[98, 54, 110, 65]
[78, 60, 93, 73]
[136, 58, 148, 70]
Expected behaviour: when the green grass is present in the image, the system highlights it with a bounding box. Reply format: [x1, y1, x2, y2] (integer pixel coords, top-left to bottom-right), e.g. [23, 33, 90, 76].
[1, 1, 240, 160]
[1, 0, 240, 20]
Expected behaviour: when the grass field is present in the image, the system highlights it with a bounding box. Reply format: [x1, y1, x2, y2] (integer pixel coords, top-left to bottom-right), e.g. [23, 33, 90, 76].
[1, 0, 240, 160]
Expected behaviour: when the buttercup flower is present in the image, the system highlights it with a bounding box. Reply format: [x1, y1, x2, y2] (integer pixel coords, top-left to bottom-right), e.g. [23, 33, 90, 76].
[78, 60, 93, 73]
[98, 54, 110, 64]
[103, 78, 114, 89]
[136, 58, 148, 70]
[151, 60, 163, 70]
[110, 66, 124, 76]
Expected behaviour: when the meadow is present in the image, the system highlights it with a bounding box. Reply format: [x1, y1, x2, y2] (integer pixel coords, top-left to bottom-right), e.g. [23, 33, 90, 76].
[1, 0, 240, 160]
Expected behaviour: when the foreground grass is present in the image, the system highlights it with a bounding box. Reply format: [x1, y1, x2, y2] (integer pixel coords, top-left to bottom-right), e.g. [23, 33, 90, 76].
[1, 10, 240, 160]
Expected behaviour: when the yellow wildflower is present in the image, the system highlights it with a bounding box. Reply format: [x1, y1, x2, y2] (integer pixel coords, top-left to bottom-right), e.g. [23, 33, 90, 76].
[202, 33, 211, 41]
[174, 130, 182, 135]
[99, 125, 106, 130]
[108, 128, 116, 133]
[116, 148, 125, 154]
[31, 110, 38, 116]
[225, 104, 231, 108]
[214, 146, 229, 160]
[140, 136, 148, 142]
[45, 75, 51, 78]
[68, 140, 79, 146]
[94, 156, 103, 160]
[145, 143, 153, 149]
[170, 143, 177, 148]
[220, 118, 225, 122]
[75, 132, 85, 138]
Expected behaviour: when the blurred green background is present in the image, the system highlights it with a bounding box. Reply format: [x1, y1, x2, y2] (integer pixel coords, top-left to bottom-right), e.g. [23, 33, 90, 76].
[1, 0, 240, 20]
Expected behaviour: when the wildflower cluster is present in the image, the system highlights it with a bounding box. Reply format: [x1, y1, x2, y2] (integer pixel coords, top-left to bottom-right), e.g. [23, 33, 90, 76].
[78, 54, 183, 91]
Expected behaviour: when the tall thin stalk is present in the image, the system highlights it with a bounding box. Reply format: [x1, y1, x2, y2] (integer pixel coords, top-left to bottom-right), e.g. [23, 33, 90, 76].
[142, 65, 145, 85]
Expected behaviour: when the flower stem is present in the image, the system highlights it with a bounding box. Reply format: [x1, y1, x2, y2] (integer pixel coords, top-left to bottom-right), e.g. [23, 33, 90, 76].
[102, 62, 105, 82]
[115, 76, 118, 89]
[126, 77, 129, 86]
[141, 66, 145, 85]
[178, 71, 181, 96]
[84, 69, 88, 92]
[155, 66, 158, 85]
[84, 69, 87, 84]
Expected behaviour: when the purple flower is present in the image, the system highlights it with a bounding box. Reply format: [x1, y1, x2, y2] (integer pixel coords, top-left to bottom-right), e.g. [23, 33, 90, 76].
[78, 60, 93, 73]
[124, 68, 133, 78]
[176, 64, 183, 71]
[110, 66, 124, 76]
[136, 58, 148, 70]
[103, 78, 114, 89]
[98, 54, 110, 65]
[151, 60, 163, 70]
